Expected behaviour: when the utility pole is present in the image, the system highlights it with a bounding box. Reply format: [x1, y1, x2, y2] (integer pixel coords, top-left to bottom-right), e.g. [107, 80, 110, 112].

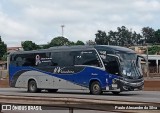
[146, 44, 149, 77]
[61, 25, 65, 37]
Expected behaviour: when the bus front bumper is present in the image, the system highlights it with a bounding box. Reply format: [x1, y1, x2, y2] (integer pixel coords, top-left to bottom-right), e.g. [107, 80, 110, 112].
[104, 78, 144, 92]
[118, 79, 144, 91]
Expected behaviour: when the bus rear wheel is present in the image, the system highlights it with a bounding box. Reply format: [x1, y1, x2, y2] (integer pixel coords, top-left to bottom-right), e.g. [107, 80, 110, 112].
[28, 80, 40, 93]
[90, 81, 102, 95]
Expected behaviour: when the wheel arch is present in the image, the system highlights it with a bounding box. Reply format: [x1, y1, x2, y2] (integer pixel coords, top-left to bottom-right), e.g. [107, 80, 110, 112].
[28, 78, 39, 88]
[89, 78, 102, 89]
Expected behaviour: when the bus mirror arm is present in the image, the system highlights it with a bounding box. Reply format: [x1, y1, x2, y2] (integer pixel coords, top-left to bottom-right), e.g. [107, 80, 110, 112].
[137, 55, 147, 62]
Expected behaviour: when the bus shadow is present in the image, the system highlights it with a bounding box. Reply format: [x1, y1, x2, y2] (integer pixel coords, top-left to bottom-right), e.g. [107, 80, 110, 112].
[42, 91, 140, 96]
[18, 89, 141, 97]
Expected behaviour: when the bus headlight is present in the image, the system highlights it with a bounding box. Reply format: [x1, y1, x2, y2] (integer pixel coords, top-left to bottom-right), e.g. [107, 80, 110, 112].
[126, 72, 131, 76]
[122, 69, 131, 76]
[122, 70, 127, 75]
[112, 79, 116, 84]
[112, 79, 117, 88]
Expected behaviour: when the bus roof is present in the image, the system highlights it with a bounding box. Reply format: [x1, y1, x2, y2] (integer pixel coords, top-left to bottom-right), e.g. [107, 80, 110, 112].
[95, 45, 136, 53]
[10, 45, 94, 55]
[10, 45, 135, 55]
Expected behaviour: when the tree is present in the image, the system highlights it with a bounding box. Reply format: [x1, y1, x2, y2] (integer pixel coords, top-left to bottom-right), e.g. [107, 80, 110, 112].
[49, 36, 70, 47]
[0, 36, 7, 60]
[116, 26, 133, 46]
[108, 30, 118, 45]
[95, 30, 109, 45]
[95, 26, 143, 47]
[1, 53, 7, 61]
[21, 41, 40, 51]
[148, 45, 160, 55]
[142, 27, 155, 44]
[43, 37, 84, 48]
[68, 41, 75, 45]
[75, 40, 85, 45]
[155, 29, 160, 44]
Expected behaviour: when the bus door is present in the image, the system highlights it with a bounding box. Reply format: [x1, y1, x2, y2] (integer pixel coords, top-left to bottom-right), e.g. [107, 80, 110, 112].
[73, 50, 103, 90]
[99, 52, 121, 90]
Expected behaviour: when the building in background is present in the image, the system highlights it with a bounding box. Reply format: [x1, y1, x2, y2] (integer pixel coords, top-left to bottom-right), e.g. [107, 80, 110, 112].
[7, 47, 23, 54]
[0, 47, 23, 70]
[0, 61, 7, 70]
[129, 46, 147, 54]
[141, 55, 160, 74]
[130, 46, 160, 77]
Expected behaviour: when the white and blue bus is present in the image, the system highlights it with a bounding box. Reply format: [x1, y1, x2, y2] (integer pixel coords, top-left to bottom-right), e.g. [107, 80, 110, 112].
[9, 45, 144, 95]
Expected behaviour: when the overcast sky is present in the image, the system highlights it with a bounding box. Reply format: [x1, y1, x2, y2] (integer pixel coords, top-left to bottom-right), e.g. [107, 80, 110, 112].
[0, 0, 160, 47]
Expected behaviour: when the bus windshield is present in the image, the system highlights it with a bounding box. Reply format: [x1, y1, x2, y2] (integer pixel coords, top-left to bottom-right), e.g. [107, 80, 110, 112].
[116, 52, 143, 79]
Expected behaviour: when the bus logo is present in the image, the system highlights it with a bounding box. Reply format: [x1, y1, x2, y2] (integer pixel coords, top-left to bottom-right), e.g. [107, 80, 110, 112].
[35, 55, 41, 65]
[53, 67, 74, 74]
[54, 67, 61, 73]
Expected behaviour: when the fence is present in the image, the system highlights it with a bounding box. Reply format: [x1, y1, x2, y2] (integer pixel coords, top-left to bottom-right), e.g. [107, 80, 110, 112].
[0, 95, 160, 113]
[142, 66, 160, 77]
[0, 70, 8, 80]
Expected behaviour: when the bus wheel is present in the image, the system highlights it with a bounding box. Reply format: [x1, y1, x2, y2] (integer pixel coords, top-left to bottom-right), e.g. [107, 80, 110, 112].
[48, 89, 58, 93]
[112, 91, 120, 95]
[28, 80, 39, 93]
[90, 81, 102, 95]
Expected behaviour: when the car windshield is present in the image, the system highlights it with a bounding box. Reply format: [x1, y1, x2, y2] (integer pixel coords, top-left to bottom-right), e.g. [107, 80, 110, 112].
[116, 52, 142, 79]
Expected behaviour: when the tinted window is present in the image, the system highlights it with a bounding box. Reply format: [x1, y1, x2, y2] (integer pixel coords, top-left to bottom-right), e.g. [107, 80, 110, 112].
[51, 52, 74, 66]
[74, 50, 101, 67]
[10, 53, 52, 67]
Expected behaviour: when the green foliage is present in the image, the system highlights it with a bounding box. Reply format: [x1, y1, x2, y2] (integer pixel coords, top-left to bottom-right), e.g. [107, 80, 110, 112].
[68, 41, 75, 45]
[1, 53, 7, 61]
[21, 37, 85, 50]
[94, 26, 158, 46]
[142, 27, 155, 44]
[155, 29, 160, 43]
[46, 36, 85, 47]
[49, 36, 70, 47]
[0, 36, 7, 60]
[75, 40, 85, 45]
[95, 30, 108, 45]
[21, 41, 40, 51]
[148, 45, 160, 55]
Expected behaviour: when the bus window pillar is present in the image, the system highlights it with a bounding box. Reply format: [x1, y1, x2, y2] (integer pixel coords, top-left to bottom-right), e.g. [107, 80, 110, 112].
[156, 59, 158, 73]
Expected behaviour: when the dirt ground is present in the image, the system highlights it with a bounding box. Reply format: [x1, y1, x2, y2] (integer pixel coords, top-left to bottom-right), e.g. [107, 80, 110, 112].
[0, 78, 9, 88]
[0, 78, 160, 91]
[144, 79, 160, 91]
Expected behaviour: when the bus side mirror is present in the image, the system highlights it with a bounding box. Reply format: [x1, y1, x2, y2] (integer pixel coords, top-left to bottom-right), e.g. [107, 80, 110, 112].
[136, 55, 146, 68]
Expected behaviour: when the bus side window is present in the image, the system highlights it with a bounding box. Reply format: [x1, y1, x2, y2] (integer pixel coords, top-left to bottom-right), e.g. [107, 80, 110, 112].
[51, 52, 74, 66]
[23, 57, 35, 66]
[74, 50, 101, 67]
[10, 55, 16, 66]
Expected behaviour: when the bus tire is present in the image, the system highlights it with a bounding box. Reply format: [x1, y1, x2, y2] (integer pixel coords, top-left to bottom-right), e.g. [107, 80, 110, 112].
[90, 81, 102, 95]
[48, 89, 58, 93]
[112, 91, 120, 95]
[28, 80, 40, 93]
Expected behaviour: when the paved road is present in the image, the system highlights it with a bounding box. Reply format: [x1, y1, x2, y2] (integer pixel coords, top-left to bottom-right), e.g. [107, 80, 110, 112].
[0, 88, 160, 113]
[0, 88, 160, 103]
